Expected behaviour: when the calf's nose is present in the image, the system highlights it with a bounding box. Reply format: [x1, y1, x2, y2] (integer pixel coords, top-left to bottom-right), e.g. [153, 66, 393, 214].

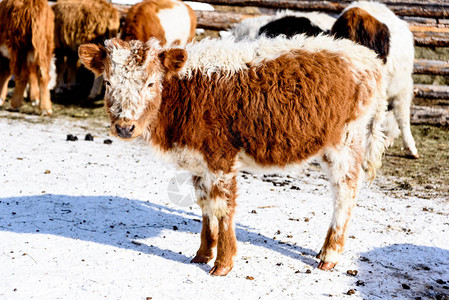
[115, 124, 135, 138]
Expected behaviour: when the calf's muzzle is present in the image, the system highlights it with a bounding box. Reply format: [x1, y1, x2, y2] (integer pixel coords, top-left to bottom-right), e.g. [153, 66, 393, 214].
[115, 124, 135, 139]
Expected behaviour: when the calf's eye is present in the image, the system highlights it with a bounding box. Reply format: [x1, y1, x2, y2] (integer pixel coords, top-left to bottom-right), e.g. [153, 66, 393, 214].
[148, 82, 154, 88]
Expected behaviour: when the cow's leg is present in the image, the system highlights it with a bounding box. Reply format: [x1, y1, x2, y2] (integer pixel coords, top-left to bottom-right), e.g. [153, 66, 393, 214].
[37, 64, 52, 115]
[392, 84, 418, 158]
[54, 50, 67, 94]
[10, 69, 29, 111]
[0, 76, 10, 107]
[28, 63, 40, 106]
[383, 104, 400, 148]
[87, 75, 104, 100]
[191, 176, 219, 264]
[0, 55, 11, 106]
[318, 138, 365, 270]
[191, 214, 218, 263]
[66, 53, 78, 90]
[0, 61, 10, 107]
[191, 174, 238, 276]
[212, 199, 237, 276]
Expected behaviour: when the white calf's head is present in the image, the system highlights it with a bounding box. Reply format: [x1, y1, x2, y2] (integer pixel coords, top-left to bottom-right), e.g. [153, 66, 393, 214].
[79, 38, 187, 139]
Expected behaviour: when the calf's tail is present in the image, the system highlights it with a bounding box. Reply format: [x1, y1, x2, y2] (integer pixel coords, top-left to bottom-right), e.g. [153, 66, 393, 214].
[363, 76, 387, 182]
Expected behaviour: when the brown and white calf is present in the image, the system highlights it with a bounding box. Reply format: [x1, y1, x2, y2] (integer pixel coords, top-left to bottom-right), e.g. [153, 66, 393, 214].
[52, 0, 120, 99]
[120, 0, 196, 46]
[79, 35, 386, 276]
[0, 0, 54, 115]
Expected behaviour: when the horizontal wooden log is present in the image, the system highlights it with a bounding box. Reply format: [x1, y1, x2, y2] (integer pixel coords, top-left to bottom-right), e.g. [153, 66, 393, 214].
[186, 0, 449, 18]
[194, 10, 251, 30]
[414, 84, 449, 99]
[414, 34, 449, 47]
[414, 59, 449, 76]
[411, 25, 449, 47]
[410, 105, 449, 125]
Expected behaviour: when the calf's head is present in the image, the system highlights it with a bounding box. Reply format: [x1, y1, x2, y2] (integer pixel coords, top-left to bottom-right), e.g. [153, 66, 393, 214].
[79, 38, 187, 140]
[331, 7, 390, 64]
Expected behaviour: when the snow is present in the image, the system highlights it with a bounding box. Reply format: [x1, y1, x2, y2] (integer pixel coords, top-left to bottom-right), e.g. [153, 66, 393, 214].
[0, 111, 448, 299]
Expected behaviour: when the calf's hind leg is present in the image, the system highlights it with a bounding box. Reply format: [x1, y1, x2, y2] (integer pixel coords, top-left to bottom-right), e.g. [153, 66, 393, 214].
[392, 84, 418, 158]
[191, 174, 238, 276]
[317, 139, 365, 270]
[37, 64, 52, 115]
[28, 63, 40, 106]
[10, 70, 29, 111]
[0, 56, 11, 106]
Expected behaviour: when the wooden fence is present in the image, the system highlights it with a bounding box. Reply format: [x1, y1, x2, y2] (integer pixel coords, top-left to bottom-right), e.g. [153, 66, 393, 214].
[114, 0, 449, 124]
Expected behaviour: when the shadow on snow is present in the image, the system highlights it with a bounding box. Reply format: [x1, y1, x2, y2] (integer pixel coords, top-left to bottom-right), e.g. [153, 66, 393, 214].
[355, 244, 449, 299]
[0, 194, 318, 272]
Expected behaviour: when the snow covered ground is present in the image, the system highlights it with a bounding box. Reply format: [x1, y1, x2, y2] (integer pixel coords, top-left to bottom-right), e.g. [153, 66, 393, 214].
[0, 111, 448, 299]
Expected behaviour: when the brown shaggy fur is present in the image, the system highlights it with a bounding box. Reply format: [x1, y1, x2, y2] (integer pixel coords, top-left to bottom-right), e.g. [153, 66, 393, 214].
[331, 7, 390, 63]
[0, 0, 54, 114]
[151, 50, 364, 171]
[121, 0, 196, 45]
[121, 0, 171, 44]
[53, 0, 119, 51]
[79, 38, 384, 276]
[52, 0, 119, 96]
[186, 4, 197, 43]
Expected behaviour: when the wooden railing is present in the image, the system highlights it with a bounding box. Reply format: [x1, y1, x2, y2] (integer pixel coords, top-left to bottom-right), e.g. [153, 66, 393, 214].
[187, 0, 449, 18]
[114, 1, 449, 102]
[188, 0, 449, 102]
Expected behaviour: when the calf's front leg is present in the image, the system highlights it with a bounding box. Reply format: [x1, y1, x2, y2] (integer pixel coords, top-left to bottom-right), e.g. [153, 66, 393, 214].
[191, 174, 238, 276]
[191, 214, 218, 264]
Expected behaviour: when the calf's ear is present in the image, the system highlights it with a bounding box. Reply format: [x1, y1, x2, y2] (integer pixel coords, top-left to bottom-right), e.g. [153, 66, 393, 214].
[78, 44, 107, 77]
[159, 48, 187, 75]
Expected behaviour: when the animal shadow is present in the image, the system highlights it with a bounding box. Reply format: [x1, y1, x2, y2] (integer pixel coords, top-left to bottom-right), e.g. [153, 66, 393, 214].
[0, 194, 317, 271]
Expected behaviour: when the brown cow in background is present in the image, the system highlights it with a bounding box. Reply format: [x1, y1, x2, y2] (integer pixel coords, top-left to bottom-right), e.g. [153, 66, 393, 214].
[52, 0, 120, 99]
[0, 0, 54, 115]
[121, 0, 197, 46]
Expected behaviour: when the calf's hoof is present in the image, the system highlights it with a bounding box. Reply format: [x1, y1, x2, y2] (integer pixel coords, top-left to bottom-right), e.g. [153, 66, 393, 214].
[404, 148, 419, 159]
[317, 260, 336, 271]
[191, 254, 213, 264]
[41, 109, 53, 116]
[31, 100, 39, 107]
[384, 137, 395, 149]
[405, 153, 419, 159]
[209, 265, 232, 276]
[55, 87, 64, 95]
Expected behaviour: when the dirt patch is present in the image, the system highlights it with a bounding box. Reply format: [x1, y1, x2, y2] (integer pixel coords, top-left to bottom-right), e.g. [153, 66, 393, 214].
[378, 124, 449, 200]
[11, 97, 108, 120]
